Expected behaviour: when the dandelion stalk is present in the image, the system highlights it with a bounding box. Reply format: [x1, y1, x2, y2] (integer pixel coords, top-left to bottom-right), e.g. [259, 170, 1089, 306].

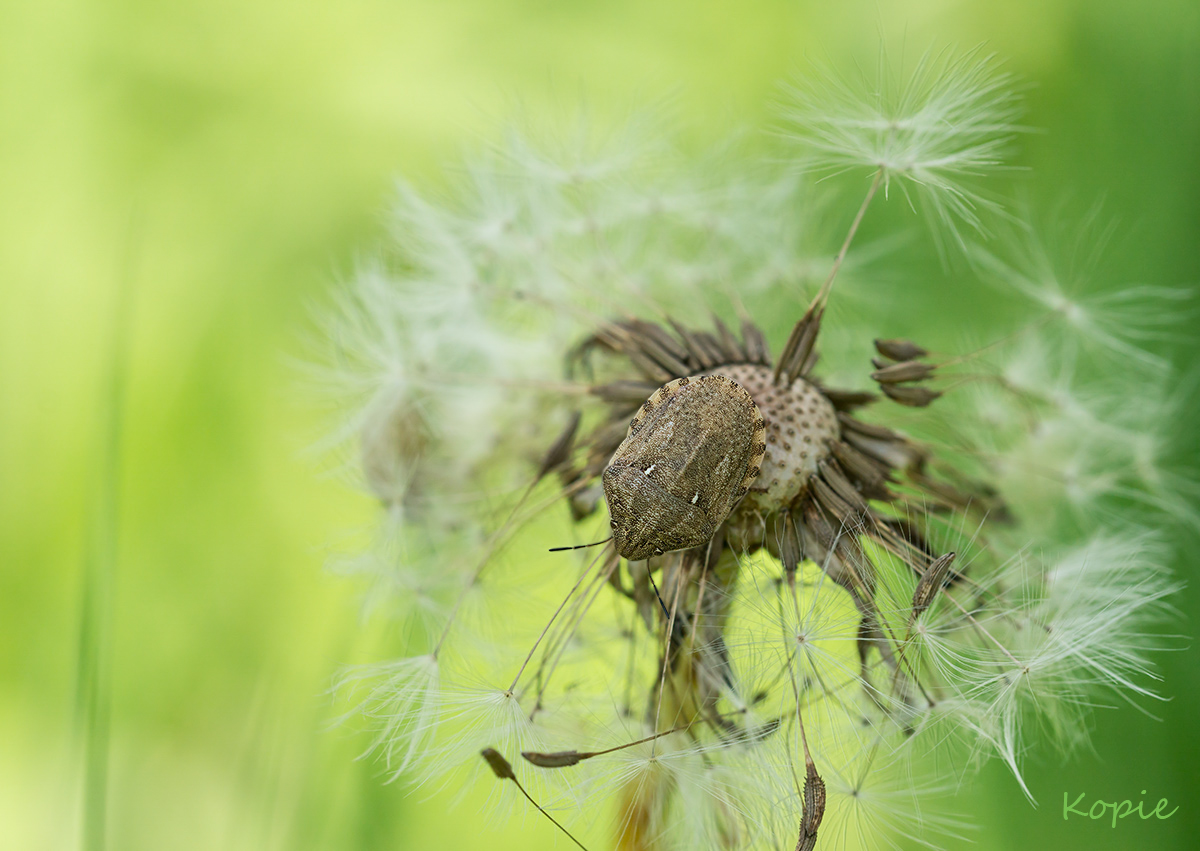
[481, 748, 591, 851]
[814, 167, 883, 310]
[776, 167, 883, 385]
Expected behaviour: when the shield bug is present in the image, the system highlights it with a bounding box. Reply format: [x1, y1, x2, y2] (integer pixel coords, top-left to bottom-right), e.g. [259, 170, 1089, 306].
[602, 374, 766, 561]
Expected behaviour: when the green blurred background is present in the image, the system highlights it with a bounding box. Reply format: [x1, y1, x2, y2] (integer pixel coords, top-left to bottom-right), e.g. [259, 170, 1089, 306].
[2, 0, 1198, 849]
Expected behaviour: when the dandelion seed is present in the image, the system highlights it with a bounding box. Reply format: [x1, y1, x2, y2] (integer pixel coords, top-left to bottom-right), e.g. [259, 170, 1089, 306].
[969, 205, 1192, 372]
[780, 45, 1024, 245]
[332, 654, 441, 780]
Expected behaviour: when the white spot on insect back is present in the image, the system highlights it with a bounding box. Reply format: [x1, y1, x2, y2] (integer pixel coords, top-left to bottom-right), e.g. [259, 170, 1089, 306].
[644, 464, 656, 475]
[691, 492, 699, 505]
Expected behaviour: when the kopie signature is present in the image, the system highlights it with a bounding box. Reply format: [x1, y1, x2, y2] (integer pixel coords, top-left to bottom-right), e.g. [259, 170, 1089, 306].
[1063, 791, 1179, 828]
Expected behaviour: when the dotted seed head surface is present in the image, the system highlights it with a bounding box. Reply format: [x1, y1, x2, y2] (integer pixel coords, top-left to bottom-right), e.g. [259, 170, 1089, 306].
[603, 374, 767, 561]
[713, 364, 839, 512]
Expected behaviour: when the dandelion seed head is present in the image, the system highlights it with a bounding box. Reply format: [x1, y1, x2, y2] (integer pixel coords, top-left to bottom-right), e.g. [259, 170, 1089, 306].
[316, 47, 1187, 851]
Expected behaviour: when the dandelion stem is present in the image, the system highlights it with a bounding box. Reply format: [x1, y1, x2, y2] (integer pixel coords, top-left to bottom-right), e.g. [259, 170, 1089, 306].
[813, 168, 884, 310]
[650, 565, 686, 749]
[946, 594, 1022, 667]
[481, 749, 590, 851]
[508, 550, 606, 692]
[774, 167, 885, 384]
[528, 555, 621, 709]
[678, 559, 712, 687]
[523, 705, 774, 770]
[431, 476, 591, 658]
[426, 371, 596, 396]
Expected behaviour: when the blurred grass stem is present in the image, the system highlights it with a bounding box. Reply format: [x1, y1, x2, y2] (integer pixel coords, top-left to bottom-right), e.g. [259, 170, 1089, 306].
[73, 226, 138, 851]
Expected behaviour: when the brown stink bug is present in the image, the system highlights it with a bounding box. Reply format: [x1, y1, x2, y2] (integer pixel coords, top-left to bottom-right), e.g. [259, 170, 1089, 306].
[602, 373, 766, 561]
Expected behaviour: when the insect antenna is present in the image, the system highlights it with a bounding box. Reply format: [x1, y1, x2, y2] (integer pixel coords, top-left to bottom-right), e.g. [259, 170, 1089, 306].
[548, 537, 612, 552]
[479, 748, 591, 851]
[645, 566, 672, 621]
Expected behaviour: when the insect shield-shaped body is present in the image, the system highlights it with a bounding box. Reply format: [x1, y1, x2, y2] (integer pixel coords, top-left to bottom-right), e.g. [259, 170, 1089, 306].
[602, 374, 766, 561]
